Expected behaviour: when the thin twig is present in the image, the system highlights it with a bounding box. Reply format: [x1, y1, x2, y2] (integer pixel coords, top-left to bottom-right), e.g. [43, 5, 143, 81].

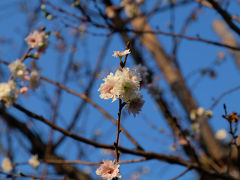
[171, 167, 192, 180]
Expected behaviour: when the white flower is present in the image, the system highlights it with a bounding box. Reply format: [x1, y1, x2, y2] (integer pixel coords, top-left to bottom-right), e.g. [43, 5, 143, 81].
[115, 67, 141, 102]
[29, 70, 40, 90]
[112, 49, 131, 59]
[196, 107, 205, 116]
[125, 96, 144, 117]
[190, 110, 197, 121]
[0, 81, 18, 107]
[98, 68, 141, 102]
[25, 30, 48, 49]
[8, 60, 27, 78]
[1, 158, 13, 173]
[28, 155, 40, 169]
[0, 83, 11, 98]
[98, 67, 141, 102]
[190, 107, 213, 120]
[215, 129, 227, 140]
[98, 72, 118, 102]
[96, 160, 121, 180]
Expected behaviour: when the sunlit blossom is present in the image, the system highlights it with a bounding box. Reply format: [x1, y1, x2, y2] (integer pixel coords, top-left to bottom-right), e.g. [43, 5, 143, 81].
[96, 160, 121, 180]
[215, 129, 227, 140]
[112, 49, 130, 59]
[1, 158, 13, 173]
[8, 60, 27, 78]
[25, 30, 48, 49]
[28, 155, 40, 169]
[98, 67, 141, 102]
[190, 107, 213, 120]
[0, 81, 18, 107]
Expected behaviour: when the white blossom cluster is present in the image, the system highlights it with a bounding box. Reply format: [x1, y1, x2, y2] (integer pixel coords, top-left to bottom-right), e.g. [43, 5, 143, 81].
[96, 160, 121, 180]
[0, 59, 40, 107]
[112, 49, 130, 59]
[0, 155, 40, 174]
[28, 155, 40, 169]
[98, 64, 145, 117]
[215, 129, 227, 140]
[25, 30, 48, 49]
[99, 67, 141, 102]
[8, 60, 27, 78]
[25, 30, 49, 58]
[190, 107, 213, 121]
[1, 158, 13, 173]
[0, 80, 18, 107]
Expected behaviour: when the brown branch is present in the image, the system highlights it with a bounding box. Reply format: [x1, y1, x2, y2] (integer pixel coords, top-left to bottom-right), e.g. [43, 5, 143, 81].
[42, 158, 148, 165]
[117, 28, 240, 51]
[170, 167, 192, 180]
[0, 107, 92, 180]
[114, 99, 124, 164]
[10, 103, 239, 180]
[207, 0, 240, 36]
[53, 36, 112, 149]
[209, 85, 240, 110]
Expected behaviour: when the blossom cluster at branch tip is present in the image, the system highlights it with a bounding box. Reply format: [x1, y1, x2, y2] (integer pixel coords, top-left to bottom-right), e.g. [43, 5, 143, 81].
[190, 107, 213, 121]
[99, 51, 147, 116]
[1, 59, 41, 107]
[112, 49, 131, 59]
[1, 158, 13, 173]
[96, 160, 121, 180]
[8, 60, 27, 78]
[28, 155, 40, 169]
[98, 67, 141, 102]
[25, 30, 48, 49]
[0, 80, 18, 107]
[25, 29, 49, 58]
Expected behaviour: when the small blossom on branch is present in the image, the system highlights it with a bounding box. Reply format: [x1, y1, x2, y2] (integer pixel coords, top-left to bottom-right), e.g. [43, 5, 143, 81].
[1, 158, 13, 173]
[28, 155, 40, 169]
[112, 49, 130, 59]
[115, 67, 141, 102]
[25, 30, 48, 49]
[98, 72, 118, 102]
[8, 60, 27, 78]
[125, 96, 144, 117]
[190, 107, 213, 120]
[96, 160, 121, 180]
[98, 67, 141, 103]
[0, 81, 18, 107]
